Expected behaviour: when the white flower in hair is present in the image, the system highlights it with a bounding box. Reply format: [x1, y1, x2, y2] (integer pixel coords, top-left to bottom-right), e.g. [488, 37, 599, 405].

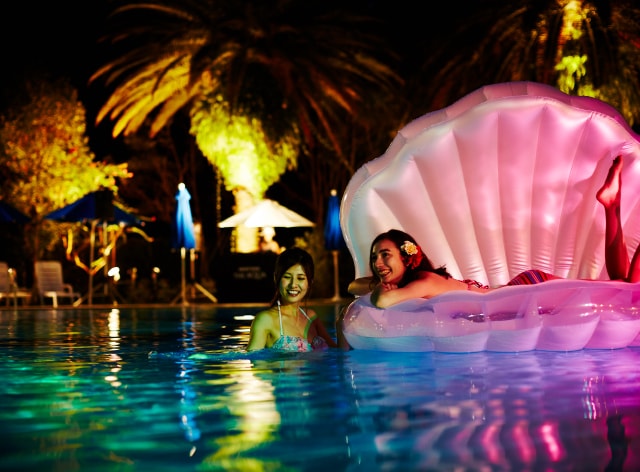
[400, 241, 418, 256]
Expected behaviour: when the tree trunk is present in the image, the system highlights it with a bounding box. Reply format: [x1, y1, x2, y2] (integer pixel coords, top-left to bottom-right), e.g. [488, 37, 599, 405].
[233, 188, 259, 253]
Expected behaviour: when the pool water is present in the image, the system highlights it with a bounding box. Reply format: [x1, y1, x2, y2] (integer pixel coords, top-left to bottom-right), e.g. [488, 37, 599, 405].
[1, 305, 640, 471]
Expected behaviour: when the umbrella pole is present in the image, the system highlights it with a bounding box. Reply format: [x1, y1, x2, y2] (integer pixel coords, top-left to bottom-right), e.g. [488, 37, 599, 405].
[331, 249, 341, 301]
[88, 220, 97, 306]
[189, 249, 196, 300]
[181, 247, 187, 306]
[171, 249, 217, 305]
[103, 221, 109, 298]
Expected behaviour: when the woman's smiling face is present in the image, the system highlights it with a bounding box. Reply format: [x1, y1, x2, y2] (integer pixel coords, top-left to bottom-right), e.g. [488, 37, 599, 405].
[278, 263, 309, 303]
[371, 239, 406, 284]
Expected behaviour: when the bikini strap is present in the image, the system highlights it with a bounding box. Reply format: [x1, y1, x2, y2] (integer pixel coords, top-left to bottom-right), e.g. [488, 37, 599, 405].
[277, 300, 284, 336]
[298, 306, 312, 321]
[298, 307, 316, 339]
[278, 303, 313, 338]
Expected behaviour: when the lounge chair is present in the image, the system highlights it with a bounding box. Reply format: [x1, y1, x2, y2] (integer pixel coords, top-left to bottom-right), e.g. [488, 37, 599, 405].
[0, 262, 31, 307]
[34, 260, 81, 307]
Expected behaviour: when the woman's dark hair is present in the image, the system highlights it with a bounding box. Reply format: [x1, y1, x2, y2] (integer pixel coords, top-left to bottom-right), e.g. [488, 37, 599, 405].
[271, 247, 315, 305]
[369, 229, 451, 287]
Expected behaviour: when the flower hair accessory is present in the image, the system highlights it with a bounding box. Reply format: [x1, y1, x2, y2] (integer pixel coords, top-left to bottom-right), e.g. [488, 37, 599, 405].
[400, 241, 418, 256]
[400, 240, 423, 269]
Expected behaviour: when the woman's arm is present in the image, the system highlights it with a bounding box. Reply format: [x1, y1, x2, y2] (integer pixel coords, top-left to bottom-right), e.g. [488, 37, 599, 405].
[348, 276, 375, 296]
[246, 311, 271, 351]
[371, 272, 466, 308]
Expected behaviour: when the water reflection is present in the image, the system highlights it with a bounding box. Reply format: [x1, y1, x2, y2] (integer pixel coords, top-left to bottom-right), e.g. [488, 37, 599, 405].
[1, 308, 639, 471]
[339, 349, 640, 471]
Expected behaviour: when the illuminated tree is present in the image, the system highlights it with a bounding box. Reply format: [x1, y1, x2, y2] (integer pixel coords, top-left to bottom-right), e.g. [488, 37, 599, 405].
[190, 93, 299, 252]
[422, 0, 640, 126]
[0, 78, 131, 260]
[91, 0, 401, 251]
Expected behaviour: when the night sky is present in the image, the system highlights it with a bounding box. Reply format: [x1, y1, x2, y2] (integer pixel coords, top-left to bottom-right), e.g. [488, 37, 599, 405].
[1, 0, 488, 97]
[2, 1, 105, 90]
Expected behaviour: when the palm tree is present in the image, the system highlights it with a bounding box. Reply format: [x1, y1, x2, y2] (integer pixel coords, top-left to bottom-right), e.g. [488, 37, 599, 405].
[418, 0, 640, 127]
[91, 0, 402, 251]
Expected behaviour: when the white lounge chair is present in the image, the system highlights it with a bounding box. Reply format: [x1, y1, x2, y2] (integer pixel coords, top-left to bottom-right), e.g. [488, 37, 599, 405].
[34, 261, 81, 307]
[0, 262, 31, 307]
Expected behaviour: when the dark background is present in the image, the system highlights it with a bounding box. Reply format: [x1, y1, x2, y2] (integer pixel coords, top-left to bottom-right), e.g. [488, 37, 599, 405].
[0, 0, 493, 301]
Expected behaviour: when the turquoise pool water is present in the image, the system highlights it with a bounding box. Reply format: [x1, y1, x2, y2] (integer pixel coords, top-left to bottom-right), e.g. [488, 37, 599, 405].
[1, 305, 639, 471]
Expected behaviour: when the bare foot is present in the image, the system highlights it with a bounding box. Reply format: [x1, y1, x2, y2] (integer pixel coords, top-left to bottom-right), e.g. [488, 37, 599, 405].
[596, 156, 622, 207]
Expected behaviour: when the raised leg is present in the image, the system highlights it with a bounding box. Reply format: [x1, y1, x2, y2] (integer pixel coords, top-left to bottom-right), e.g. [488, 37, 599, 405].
[629, 245, 640, 282]
[596, 156, 630, 281]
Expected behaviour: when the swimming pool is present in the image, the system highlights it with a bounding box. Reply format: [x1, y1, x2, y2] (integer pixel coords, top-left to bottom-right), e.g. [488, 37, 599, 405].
[2, 304, 639, 471]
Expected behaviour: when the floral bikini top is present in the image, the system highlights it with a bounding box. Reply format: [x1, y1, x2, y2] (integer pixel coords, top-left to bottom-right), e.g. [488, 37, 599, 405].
[270, 302, 330, 352]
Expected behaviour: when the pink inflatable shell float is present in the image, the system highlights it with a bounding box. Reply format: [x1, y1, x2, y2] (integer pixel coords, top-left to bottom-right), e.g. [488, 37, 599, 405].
[340, 81, 640, 352]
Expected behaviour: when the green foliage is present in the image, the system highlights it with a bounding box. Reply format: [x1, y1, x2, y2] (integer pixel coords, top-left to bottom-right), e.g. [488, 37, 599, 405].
[423, 1, 640, 127]
[190, 95, 299, 200]
[0, 78, 131, 218]
[0, 78, 133, 264]
[555, 55, 588, 94]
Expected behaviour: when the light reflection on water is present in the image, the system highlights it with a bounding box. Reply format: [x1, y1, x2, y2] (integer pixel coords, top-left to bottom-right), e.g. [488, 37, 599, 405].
[1, 306, 639, 471]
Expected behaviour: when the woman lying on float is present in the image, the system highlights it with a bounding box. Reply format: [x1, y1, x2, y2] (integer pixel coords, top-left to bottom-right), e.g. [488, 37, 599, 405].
[348, 156, 639, 307]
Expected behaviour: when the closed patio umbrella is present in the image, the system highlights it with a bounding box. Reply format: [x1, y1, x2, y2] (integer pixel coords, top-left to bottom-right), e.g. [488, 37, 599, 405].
[172, 183, 195, 305]
[172, 183, 196, 251]
[171, 183, 216, 305]
[324, 189, 345, 300]
[324, 189, 344, 251]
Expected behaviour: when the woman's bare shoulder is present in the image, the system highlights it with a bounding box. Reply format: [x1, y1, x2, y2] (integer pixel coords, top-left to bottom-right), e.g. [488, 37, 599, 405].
[252, 307, 277, 326]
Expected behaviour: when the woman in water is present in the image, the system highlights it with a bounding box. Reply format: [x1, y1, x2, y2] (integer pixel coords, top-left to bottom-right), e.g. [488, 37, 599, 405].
[349, 156, 640, 308]
[246, 247, 337, 351]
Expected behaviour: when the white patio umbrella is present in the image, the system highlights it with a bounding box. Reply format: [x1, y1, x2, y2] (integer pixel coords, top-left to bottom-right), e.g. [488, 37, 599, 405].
[218, 199, 315, 228]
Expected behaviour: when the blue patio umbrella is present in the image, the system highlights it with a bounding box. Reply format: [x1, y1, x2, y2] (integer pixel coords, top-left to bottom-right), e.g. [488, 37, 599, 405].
[172, 183, 195, 304]
[44, 189, 143, 305]
[0, 201, 30, 224]
[324, 189, 345, 300]
[324, 189, 345, 251]
[171, 183, 196, 251]
[171, 183, 216, 305]
[45, 189, 141, 225]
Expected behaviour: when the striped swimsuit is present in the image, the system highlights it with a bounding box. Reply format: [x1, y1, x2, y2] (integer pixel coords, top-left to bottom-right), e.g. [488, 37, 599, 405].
[462, 269, 556, 289]
[506, 269, 556, 285]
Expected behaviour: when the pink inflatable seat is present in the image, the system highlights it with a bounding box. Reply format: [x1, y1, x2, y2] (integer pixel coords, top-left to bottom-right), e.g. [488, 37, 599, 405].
[340, 82, 640, 352]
